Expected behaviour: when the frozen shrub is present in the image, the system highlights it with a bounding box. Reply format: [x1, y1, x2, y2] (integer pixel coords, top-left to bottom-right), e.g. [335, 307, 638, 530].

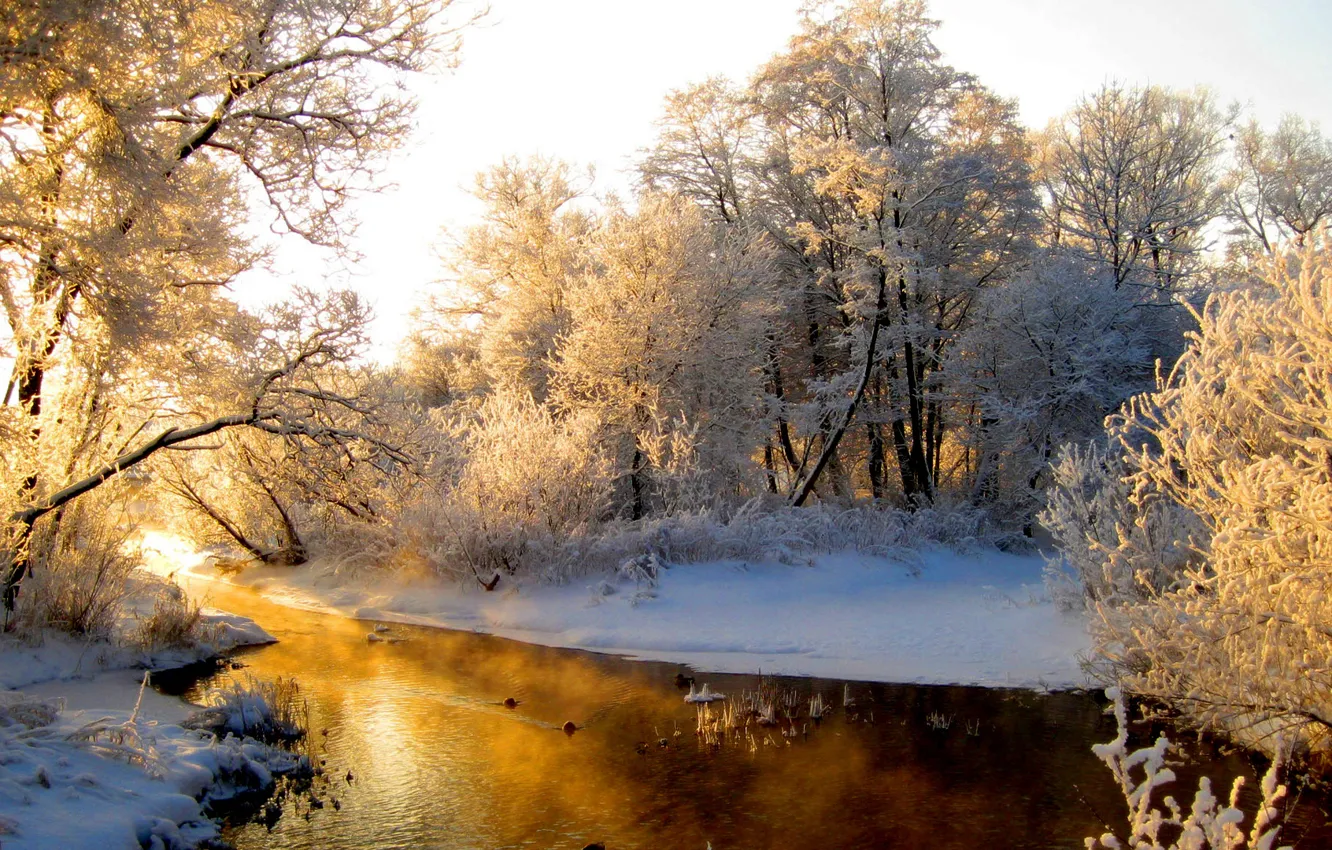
[67, 673, 164, 776]
[0, 692, 61, 730]
[14, 499, 138, 638]
[130, 581, 213, 651]
[185, 675, 307, 745]
[1080, 243, 1332, 758]
[1086, 688, 1289, 850]
[398, 481, 998, 585]
[559, 500, 994, 583]
[1041, 441, 1205, 610]
[400, 390, 614, 582]
[618, 551, 668, 588]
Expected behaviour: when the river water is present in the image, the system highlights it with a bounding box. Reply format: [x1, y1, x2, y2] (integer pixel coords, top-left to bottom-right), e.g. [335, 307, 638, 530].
[160, 580, 1327, 849]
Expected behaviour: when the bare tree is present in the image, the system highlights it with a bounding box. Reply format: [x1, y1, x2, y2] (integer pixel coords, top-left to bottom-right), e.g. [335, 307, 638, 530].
[2, 288, 411, 612]
[1038, 83, 1233, 292]
[1225, 114, 1332, 258]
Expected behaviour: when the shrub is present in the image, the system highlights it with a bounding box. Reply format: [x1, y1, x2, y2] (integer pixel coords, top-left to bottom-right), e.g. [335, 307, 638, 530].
[130, 581, 212, 651]
[184, 675, 307, 745]
[14, 499, 137, 638]
[399, 486, 997, 585]
[1076, 243, 1332, 758]
[1041, 440, 1205, 610]
[1086, 688, 1289, 850]
[400, 391, 614, 582]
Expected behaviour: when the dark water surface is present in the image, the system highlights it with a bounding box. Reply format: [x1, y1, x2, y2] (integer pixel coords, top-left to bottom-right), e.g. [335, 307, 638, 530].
[161, 579, 1330, 850]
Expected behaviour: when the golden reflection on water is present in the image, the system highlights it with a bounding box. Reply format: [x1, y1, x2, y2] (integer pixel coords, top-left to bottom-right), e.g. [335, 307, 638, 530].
[174, 579, 1290, 850]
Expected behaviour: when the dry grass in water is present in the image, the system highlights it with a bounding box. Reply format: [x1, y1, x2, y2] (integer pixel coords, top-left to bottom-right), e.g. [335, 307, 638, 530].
[185, 675, 309, 746]
[694, 676, 847, 749]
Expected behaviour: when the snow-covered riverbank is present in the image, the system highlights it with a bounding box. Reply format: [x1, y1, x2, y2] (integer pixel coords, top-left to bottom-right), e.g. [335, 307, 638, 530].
[0, 591, 283, 849]
[0, 533, 1089, 848]
[162, 533, 1091, 690]
[0, 686, 305, 850]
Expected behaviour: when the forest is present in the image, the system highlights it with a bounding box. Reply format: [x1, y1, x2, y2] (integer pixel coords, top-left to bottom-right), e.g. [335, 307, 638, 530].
[3, 0, 1332, 834]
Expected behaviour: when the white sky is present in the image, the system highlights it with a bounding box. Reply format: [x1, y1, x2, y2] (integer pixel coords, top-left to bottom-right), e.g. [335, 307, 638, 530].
[231, 0, 1332, 360]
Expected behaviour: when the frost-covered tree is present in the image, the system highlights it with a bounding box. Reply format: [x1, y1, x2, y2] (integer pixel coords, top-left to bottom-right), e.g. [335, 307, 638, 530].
[555, 193, 780, 518]
[435, 157, 596, 401]
[159, 432, 313, 567]
[1038, 84, 1233, 292]
[1081, 242, 1332, 756]
[2, 287, 415, 611]
[0, 0, 470, 620]
[1224, 114, 1332, 259]
[156, 346, 422, 567]
[399, 323, 487, 409]
[746, 0, 1035, 504]
[639, 77, 757, 226]
[1, 0, 465, 423]
[952, 256, 1156, 518]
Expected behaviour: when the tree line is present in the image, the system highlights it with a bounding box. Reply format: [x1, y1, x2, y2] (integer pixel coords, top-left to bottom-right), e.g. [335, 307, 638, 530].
[2, 0, 1330, 630]
[407, 0, 1331, 533]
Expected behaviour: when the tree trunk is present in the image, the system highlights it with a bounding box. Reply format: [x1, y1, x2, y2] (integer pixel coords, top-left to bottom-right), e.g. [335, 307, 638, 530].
[867, 421, 886, 500]
[791, 269, 888, 507]
[923, 399, 938, 488]
[767, 350, 800, 474]
[932, 405, 944, 488]
[254, 477, 307, 565]
[763, 442, 779, 494]
[892, 415, 917, 497]
[630, 444, 645, 521]
[898, 279, 933, 503]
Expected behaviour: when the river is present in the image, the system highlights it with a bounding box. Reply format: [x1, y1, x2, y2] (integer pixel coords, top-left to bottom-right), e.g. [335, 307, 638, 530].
[158, 579, 1326, 849]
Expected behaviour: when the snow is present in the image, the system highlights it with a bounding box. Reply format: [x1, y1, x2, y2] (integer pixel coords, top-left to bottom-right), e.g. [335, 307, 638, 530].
[0, 692, 306, 850]
[683, 682, 726, 703]
[180, 546, 1091, 689]
[0, 605, 274, 693]
[0, 556, 281, 850]
[0, 701, 213, 850]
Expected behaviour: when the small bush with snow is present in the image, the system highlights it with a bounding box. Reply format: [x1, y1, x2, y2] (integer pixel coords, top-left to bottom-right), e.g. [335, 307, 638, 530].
[13, 498, 138, 638]
[0, 691, 61, 731]
[1041, 440, 1205, 610]
[394, 470, 1001, 586]
[130, 581, 213, 651]
[1087, 688, 1289, 850]
[184, 675, 306, 745]
[396, 390, 614, 584]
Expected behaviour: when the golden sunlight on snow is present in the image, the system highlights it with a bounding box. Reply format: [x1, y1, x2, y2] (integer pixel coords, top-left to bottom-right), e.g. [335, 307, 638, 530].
[137, 529, 210, 579]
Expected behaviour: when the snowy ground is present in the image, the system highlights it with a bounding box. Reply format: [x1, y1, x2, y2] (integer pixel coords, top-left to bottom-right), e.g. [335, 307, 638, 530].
[0, 571, 281, 850]
[157, 531, 1092, 689]
[0, 606, 272, 694]
[0, 687, 304, 850]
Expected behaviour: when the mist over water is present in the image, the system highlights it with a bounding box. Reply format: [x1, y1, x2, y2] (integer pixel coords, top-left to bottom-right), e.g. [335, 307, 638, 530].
[164, 580, 1326, 850]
